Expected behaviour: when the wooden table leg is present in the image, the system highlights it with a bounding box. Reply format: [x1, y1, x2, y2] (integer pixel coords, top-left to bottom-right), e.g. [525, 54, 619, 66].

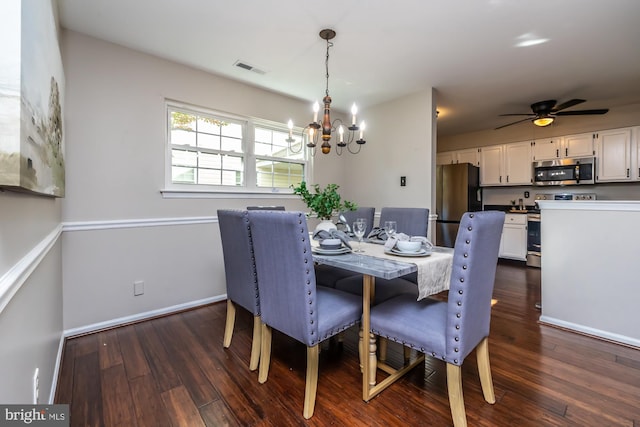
[368, 331, 377, 387]
[362, 274, 375, 400]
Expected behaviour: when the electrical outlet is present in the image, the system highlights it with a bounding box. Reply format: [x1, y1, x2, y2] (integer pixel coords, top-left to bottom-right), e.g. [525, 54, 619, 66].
[33, 368, 39, 404]
[134, 280, 144, 296]
[400, 176, 406, 186]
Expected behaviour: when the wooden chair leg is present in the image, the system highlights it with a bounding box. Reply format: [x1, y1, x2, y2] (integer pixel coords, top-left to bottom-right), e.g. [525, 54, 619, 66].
[303, 345, 320, 419]
[249, 315, 261, 371]
[403, 346, 411, 365]
[258, 323, 272, 384]
[446, 363, 467, 427]
[358, 327, 363, 372]
[223, 299, 236, 348]
[368, 332, 377, 387]
[476, 337, 496, 404]
[378, 337, 388, 362]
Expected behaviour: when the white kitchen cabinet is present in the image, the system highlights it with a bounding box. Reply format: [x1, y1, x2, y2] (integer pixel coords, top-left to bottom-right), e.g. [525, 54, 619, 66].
[595, 128, 632, 182]
[479, 144, 504, 186]
[532, 134, 593, 160]
[480, 142, 530, 186]
[532, 138, 562, 161]
[563, 132, 595, 158]
[436, 151, 455, 165]
[504, 141, 533, 185]
[437, 149, 480, 166]
[455, 148, 480, 166]
[499, 214, 527, 261]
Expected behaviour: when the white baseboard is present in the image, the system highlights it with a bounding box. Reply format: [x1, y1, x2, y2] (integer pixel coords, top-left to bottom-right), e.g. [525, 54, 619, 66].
[63, 294, 227, 338]
[539, 315, 640, 348]
[49, 334, 66, 404]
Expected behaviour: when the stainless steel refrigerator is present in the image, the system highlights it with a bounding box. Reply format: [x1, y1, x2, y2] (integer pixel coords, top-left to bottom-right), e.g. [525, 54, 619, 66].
[436, 163, 482, 247]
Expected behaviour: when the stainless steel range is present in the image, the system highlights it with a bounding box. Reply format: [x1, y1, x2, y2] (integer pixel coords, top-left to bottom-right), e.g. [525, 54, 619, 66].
[526, 192, 596, 268]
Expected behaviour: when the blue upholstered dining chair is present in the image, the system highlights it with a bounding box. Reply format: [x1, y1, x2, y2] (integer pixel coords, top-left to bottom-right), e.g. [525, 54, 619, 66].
[369, 211, 505, 427]
[246, 205, 285, 210]
[217, 209, 261, 371]
[247, 210, 363, 419]
[341, 206, 375, 236]
[315, 207, 376, 289]
[379, 207, 430, 237]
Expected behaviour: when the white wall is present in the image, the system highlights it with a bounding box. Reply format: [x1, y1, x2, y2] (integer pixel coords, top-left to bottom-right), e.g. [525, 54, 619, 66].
[0, 0, 64, 404]
[0, 229, 63, 404]
[341, 89, 436, 214]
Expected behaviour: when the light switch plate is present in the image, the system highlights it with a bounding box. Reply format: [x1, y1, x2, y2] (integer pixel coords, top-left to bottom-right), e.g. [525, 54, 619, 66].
[134, 280, 144, 296]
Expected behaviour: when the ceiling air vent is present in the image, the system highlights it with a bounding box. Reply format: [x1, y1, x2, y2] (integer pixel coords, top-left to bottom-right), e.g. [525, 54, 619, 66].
[233, 60, 266, 75]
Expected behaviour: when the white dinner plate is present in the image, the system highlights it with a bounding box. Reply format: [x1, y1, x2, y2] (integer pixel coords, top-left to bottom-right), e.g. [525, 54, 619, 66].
[319, 244, 342, 250]
[312, 247, 352, 255]
[385, 248, 432, 257]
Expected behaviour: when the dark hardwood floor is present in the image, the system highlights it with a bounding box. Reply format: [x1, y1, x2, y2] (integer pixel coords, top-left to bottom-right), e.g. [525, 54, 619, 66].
[55, 262, 640, 426]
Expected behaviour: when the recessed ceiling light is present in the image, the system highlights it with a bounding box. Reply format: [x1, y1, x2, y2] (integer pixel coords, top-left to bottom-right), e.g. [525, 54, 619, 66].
[515, 33, 549, 47]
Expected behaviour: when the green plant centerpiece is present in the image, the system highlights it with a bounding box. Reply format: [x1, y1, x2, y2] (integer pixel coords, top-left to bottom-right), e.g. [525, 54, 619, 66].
[291, 182, 356, 225]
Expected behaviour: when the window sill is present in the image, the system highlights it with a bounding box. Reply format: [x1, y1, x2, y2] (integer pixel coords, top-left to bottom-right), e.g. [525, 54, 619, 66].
[160, 188, 299, 199]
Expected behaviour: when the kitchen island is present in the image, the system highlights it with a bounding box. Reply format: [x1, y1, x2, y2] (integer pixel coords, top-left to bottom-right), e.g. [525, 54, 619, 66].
[537, 200, 640, 348]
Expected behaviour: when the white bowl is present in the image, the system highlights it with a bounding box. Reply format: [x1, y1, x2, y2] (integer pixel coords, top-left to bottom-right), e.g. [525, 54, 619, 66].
[396, 240, 422, 253]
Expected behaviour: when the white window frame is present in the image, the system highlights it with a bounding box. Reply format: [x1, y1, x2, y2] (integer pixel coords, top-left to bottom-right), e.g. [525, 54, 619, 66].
[162, 100, 312, 198]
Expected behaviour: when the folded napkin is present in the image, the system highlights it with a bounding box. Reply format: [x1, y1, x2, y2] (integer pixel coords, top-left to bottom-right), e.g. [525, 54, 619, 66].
[367, 227, 388, 241]
[313, 229, 352, 249]
[335, 221, 354, 237]
[384, 233, 434, 251]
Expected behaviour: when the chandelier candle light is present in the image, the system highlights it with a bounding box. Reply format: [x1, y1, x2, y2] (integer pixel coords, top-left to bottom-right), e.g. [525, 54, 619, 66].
[287, 29, 366, 155]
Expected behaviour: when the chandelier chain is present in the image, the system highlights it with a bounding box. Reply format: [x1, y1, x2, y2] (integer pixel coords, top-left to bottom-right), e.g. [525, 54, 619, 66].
[325, 39, 332, 97]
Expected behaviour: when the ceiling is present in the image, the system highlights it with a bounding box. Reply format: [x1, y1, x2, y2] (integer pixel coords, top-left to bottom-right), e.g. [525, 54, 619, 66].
[56, 0, 640, 137]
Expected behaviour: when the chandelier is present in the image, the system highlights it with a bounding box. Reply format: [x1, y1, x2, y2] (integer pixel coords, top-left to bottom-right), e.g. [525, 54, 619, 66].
[287, 29, 366, 155]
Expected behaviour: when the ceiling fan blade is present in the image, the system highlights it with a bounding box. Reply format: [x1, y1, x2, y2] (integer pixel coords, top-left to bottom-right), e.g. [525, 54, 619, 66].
[499, 113, 534, 117]
[494, 117, 532, 130]
[552, 99, 586, 112]
[556, 109, 609, 116]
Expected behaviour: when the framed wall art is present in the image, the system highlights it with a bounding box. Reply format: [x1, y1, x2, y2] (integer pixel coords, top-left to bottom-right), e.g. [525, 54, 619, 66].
[0, 0, 65, 197]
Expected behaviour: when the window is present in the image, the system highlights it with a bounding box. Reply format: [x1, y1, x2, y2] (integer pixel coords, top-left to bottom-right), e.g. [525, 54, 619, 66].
[167, 102, 309, 194]
[254, 122, 305, 188]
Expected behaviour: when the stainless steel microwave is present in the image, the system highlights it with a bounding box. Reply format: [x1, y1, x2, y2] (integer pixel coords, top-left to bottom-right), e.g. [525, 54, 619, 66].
[533, 157, 595, 186]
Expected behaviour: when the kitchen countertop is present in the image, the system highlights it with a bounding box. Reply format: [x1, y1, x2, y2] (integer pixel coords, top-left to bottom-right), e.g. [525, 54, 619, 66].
[484, 204, 536, 213]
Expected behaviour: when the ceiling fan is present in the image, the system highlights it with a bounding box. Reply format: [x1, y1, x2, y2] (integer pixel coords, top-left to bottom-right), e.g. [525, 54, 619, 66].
[495, 99, 609, 130]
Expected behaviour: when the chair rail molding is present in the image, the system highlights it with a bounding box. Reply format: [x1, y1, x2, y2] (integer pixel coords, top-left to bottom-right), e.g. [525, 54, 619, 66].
[63, 215, 218, 232]
[0, 224, 63, 314]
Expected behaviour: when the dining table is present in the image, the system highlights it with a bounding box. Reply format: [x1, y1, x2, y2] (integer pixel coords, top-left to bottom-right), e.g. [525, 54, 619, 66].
[311, 239, 454, 401]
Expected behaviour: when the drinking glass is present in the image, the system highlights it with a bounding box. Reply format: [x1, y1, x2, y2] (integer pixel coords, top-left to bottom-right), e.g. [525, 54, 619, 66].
[383, 220, 397, 240]
[353, 219, 366, 253]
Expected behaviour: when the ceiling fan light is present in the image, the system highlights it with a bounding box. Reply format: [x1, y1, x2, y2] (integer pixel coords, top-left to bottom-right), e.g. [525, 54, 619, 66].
[533, 117, 554, 127]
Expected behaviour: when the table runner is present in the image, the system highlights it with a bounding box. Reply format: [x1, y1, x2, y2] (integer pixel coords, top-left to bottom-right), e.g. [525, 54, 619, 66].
[360, 243, 453, 300]
[313, 238, 453, 300]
